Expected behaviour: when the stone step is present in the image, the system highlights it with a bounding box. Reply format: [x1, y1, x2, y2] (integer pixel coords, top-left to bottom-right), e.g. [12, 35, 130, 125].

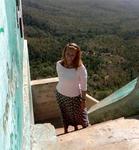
[57, 116, 139, 150]
[31, 123, 57, 150]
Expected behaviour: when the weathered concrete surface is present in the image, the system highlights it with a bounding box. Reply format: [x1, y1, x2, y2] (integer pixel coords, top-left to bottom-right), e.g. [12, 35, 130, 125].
[57, 116, 139, 150]
[31, 123, 57, 150]
[23, 40, 32, 150]
[88, 77, 139, 124]
[31, 78, 61, 124]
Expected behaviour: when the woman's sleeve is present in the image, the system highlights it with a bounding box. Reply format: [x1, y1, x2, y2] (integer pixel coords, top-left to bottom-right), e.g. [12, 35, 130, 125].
[78, 65, 87, 91]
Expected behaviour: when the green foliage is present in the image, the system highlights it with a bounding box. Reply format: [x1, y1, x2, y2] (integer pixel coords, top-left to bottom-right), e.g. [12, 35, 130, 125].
[23, 0, 139, 100]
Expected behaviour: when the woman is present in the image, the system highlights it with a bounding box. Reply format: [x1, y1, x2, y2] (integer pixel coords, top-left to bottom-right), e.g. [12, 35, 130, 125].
[56, 43, 89, 133]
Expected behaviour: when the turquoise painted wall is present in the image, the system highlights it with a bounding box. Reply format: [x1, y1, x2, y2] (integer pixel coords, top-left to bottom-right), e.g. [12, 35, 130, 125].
[0, 0, 24, 149]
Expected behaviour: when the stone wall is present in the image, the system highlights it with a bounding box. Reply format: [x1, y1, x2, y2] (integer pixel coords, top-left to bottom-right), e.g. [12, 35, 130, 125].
[31, 78, 62, 127]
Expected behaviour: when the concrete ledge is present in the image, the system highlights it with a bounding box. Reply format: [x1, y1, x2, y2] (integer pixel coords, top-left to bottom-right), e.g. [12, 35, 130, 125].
[31, 77, 59, 85]
[23, 40, 33, 150]
[86, 94, 99, 110]
[88, 77, 139, 124]
[31, 123, 57, 150]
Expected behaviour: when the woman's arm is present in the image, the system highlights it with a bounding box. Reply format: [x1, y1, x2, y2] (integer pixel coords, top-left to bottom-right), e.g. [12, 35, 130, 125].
[78, 65, 88, 102]
[81, 90, 87, 101]
[77, 64, 88, 109]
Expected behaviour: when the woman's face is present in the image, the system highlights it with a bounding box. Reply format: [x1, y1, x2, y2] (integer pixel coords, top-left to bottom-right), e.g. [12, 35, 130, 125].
[65, 48, 77, 65]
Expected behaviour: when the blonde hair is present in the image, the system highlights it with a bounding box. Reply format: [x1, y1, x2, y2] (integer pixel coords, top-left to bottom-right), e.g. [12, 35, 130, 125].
[61, 43, 82, 69]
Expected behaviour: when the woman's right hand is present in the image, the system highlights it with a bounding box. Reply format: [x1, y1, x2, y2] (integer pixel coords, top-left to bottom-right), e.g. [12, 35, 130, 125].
[80, 100, 86, 109]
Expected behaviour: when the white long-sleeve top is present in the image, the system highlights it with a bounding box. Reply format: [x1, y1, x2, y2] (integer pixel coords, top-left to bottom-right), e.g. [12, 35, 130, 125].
[56, 61, 87, 97]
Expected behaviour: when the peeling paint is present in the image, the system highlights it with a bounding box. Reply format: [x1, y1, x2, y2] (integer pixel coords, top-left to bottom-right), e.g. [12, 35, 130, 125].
[3, 101, 9, 134]
[0, 27, 4, 33]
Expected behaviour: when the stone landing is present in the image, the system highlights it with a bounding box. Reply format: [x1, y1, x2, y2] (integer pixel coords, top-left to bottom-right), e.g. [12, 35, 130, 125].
[31, 116, 139, 150]
[57, 116, 139, 150]
[31, 123, 57, 150]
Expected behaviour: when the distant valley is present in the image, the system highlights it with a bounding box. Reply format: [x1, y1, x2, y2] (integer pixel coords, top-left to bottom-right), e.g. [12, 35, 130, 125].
[22, 0, 139, 100]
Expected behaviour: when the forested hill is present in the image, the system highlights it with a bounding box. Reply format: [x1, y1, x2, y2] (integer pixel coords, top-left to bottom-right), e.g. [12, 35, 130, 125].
[22, 0, 139, 100]
[23, 0, 139, 34]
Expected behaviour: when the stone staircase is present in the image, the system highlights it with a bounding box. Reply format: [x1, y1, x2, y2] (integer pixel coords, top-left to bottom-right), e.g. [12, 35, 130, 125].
[31, 116, 139, 150]
[31, 77, 139, 150]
